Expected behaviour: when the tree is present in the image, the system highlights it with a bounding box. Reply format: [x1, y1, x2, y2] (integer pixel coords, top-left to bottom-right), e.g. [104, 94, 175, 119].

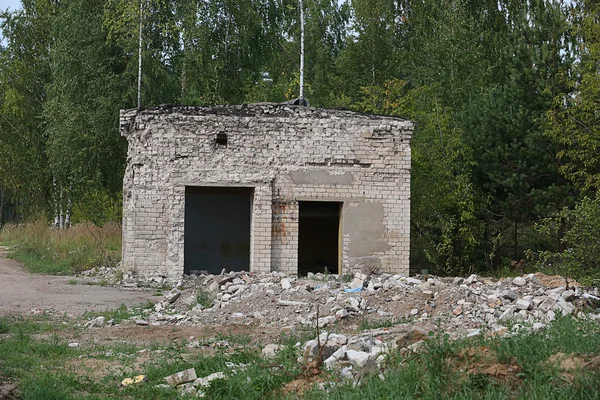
[546, 0, 600, 191]
[463, 0, 574, 268]
[0, 0, 55, 220]
[354, 79, 479, 274]
[44, 0, 131, 225]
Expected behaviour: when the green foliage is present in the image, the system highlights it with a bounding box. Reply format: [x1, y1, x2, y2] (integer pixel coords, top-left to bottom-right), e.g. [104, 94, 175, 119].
[84, 303, 139, 324]
[196, 289, 216, 309]
[354, 79, 479, 274]
[546, 0, 600, 191]
[529, 196, 600, 286]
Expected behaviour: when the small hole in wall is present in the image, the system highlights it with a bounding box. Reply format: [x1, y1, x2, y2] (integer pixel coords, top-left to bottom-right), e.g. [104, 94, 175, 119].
[216, 132, 228, 147]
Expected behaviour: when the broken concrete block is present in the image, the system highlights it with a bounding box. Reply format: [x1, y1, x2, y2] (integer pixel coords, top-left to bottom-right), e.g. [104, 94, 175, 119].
[281, 278, 292, 290]
[135, 319, 149, 326]
[464, 274, 478, 284]
[512, 277, 526, 287]
[318, 316, 336, 328]
[208, 281, 220, 293]
[164, 289, 181, 304]
[164, 368, 197, 386]
[335, 309, 349, 319]
[562, 290, 575, 301]
[406, 277, 422, 285]
[85, 316, 105, 328]
[349, 278, 365, 289]
[177, 382, 196, 396]
[420, 290, 434, 300]
[324, 346, 347, 369]
[278, 299, 308, 306]
[538, 293, 559, 312]
[499, 306, 515, 322]
[532, 322, 546, 332]
[346, 349, 370, 368]
[181, 296, 196, 307]
[327, 334, 348, 347]
[262, 344, 283, 358]
[557, 299, 576, 316]
[516, 299, 532, 311]
[193, 371, 226, 388]
[502, 290, 518, 301]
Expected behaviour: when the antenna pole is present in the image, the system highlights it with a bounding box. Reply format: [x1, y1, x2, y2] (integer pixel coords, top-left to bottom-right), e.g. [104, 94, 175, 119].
[299, 0, 305, 100]
[137, 0, 143, 110]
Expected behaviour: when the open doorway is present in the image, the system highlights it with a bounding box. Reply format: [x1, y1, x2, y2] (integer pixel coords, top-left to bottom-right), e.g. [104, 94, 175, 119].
[184, 186, 253, 275]
[298, 201, 342, 276]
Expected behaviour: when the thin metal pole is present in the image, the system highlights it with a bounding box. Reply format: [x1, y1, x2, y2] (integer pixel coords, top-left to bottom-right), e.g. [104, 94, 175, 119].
[299, 0, 305, 100]
[137, 0, 143, 110]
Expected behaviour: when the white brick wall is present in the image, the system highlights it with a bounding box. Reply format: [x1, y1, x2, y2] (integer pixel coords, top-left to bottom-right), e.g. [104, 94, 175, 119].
[120, 104, 413, 279]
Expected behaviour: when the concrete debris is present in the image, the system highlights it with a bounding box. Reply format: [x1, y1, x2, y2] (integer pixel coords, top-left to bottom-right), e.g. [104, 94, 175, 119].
[262, 344, 283, 358]
[75, 268, 599, 352]
[85, 316, 106, 329]
[164, 289, 181, 304]
[513, 277, 527, 287]
[281, 278, 292, 290]
[164, 368, 197, 386]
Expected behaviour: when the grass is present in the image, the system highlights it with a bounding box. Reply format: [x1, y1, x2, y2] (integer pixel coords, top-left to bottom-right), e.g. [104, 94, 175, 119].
[0, 219, 121, 275]
[304, 317, 600, 400]
[0, 314, 599, 399]
[196, 289, 216, 309]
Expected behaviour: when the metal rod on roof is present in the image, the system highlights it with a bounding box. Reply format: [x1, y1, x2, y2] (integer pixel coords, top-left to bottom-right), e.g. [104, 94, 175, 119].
[299, 0, 305, 100]
[137, 0, 143, 110]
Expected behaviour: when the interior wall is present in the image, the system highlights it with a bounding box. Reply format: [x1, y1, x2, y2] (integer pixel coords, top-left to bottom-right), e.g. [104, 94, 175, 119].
[298, 201, 341, 276]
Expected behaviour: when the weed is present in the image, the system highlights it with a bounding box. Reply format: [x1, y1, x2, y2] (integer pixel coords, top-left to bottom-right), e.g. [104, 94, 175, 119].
[196, 289, 215, 309]
[0, 318, 9, 334]
[0, 220, 121, 275]
[84, 303, 137, 324]
[67, 279, 77, 285]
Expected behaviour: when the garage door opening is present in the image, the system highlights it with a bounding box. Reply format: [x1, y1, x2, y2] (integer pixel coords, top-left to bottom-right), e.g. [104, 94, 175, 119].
[298, 201, 342, 276]
[184, 186, 253, 275]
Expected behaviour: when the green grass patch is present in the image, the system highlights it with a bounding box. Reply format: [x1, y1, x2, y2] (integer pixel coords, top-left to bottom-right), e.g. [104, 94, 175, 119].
[1, 316, 599, 399]
[304, 317, 600, 400]
[83, 302, 153, 324]
[196, 289, 216, 309]
[0, 220, 121, 275]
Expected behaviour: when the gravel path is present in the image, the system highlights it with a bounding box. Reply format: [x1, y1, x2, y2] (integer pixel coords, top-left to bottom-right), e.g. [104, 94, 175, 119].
[0, 247, 155, 316]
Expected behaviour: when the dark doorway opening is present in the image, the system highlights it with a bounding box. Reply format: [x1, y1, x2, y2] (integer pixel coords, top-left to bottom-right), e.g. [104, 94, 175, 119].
[184, 186, 253, 275]
[298, 201, 342, 276]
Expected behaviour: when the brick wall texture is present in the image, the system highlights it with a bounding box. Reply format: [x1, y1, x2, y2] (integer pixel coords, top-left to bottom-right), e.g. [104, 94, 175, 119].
[120, 104, 413, 279]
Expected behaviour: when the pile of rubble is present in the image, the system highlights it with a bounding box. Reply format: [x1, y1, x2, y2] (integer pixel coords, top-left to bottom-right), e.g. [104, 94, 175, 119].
[81, 268, 600, 339]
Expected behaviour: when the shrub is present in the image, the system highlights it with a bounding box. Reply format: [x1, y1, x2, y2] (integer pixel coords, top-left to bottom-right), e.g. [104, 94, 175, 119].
[529, 196, 600, 285]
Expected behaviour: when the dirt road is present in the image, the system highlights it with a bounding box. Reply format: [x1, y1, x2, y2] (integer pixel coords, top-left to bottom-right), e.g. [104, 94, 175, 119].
[0, 247, 155, 316]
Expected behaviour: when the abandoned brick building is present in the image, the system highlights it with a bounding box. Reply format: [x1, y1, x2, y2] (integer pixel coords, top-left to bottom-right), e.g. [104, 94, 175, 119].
[119, 104, 413, 279]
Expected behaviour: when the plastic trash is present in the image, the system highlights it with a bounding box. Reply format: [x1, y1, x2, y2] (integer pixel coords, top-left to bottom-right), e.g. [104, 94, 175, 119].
[344, 286, 363, 293]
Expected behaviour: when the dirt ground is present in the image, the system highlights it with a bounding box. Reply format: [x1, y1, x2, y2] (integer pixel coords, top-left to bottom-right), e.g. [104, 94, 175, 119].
[0, 247, 156, 317]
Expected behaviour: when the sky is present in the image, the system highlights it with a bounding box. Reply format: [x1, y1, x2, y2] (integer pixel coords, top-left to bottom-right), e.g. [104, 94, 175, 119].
[0, 0, 20, 12]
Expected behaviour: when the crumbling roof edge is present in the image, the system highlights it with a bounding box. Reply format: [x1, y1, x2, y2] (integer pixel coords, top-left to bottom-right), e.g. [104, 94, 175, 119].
[119, 103, 412, 123]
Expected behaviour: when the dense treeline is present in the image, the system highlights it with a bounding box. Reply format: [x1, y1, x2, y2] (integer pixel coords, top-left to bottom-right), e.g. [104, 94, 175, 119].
[0, 0, 598, 280]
